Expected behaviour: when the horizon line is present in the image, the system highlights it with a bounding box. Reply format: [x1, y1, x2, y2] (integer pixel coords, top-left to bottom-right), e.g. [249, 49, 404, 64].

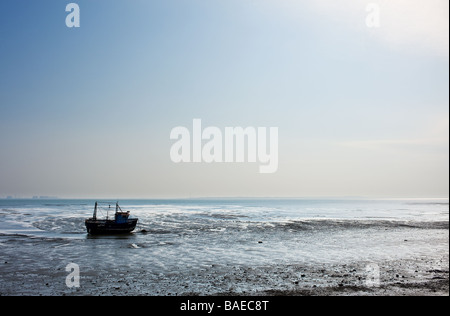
[0, 196, 448, 201]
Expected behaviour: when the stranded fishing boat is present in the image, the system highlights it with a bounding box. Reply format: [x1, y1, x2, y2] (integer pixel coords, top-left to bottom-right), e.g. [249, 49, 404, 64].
[85, 202, 138, 234]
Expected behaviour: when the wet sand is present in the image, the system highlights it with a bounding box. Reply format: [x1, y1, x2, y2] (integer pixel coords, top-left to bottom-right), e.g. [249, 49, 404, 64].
[1, 251, 447, 296]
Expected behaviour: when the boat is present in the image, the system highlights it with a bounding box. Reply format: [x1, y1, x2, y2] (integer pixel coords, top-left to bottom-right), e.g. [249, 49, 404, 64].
[85, 202, 138, 234]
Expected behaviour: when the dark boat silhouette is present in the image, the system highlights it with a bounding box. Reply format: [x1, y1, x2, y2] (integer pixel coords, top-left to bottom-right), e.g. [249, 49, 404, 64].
[85, 202, 138, 234]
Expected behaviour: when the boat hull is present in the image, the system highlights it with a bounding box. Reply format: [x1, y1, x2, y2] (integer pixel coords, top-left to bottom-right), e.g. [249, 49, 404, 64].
[85, 218, 138, 235]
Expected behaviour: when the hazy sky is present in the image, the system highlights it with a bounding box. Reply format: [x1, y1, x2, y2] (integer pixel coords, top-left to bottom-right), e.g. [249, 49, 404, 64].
[0, 0, 448, 198]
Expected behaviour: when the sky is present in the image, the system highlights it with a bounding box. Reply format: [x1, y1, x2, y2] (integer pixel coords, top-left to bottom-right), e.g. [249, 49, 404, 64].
[0, 0, 448, 199]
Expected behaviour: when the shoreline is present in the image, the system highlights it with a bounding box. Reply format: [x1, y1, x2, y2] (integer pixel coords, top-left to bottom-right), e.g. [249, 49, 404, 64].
[1, 253, 448, 296]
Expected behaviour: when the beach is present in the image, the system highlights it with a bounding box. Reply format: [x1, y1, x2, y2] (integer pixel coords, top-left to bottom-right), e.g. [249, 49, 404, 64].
[1, 242, 448, 296]
[0, 199, 448, 296]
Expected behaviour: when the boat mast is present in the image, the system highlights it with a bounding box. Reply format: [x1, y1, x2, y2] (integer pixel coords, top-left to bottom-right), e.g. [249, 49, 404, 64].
[93, 201, 98, 220]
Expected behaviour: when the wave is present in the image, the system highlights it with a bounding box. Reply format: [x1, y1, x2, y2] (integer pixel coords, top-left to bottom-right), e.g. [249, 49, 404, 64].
[0, 209, 19, 214]
[273, 219, 449, 231]
[32, 217, 86, 234]
[134, 218, 449, 237]
[2, 210, 447, 239]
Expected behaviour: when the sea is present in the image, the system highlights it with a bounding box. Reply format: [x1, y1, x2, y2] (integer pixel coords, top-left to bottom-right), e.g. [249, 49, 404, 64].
[0, 198, 448, 295]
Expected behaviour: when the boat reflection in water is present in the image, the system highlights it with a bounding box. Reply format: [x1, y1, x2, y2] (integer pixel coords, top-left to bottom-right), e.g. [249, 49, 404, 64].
[85, 202, 138, 235]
